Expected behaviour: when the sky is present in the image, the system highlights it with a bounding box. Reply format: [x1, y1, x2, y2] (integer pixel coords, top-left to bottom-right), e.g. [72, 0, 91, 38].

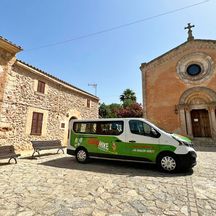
[1, 0, 216, 104]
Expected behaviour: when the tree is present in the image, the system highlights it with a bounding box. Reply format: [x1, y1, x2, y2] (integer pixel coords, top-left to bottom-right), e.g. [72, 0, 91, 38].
[99, 103, 109, 118]
[120, 89, 136, 103]
[116, 102, 143, 118]
[99, 89, 143, 118]
[99, 103, 121, 118]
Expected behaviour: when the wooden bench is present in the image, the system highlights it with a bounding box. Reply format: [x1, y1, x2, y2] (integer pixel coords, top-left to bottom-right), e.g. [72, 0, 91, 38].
[31, 140, 64, 157]
[0, 145, 21, 164]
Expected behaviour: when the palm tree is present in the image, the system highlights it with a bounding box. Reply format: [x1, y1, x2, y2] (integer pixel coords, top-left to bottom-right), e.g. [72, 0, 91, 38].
[120, 89, 136, 102]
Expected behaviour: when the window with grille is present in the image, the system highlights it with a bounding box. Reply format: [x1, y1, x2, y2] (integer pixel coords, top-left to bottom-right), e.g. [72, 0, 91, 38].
[31, 112, 43, 135]
[37, 80, 45, 94]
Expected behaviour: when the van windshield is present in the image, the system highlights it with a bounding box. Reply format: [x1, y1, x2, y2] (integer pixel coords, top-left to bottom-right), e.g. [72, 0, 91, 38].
[144, 120, 171, 134]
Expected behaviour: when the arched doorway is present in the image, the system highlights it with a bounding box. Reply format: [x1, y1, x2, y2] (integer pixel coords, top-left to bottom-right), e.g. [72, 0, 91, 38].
[69, 116, 78, 124]
[62, 109, 81, 145]
[178, 87, 216, 138]
[68, 116, 78, 141]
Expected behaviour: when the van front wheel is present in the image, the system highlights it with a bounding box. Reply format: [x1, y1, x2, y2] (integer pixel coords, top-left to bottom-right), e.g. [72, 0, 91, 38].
[76, 148, 88, 163]
[157, 153, 178, 172]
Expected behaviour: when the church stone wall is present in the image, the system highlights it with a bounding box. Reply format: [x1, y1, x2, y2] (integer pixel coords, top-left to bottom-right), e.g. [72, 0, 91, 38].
[0, 62, 98, 152]
[142, 40, 216, 134]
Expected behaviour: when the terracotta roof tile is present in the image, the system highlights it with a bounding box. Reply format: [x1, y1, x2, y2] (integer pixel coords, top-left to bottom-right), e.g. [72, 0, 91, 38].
[0, 36, 22, 50]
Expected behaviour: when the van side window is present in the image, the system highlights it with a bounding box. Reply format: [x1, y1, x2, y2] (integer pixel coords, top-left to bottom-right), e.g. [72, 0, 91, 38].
[129, 120, 160, 138]
[74, 122, 96, 134]
[73, 121, 123, 135]
[97, 121, 123, 135]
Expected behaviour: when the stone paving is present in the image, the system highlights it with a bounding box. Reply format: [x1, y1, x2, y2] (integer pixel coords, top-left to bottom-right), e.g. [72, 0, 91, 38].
[0, 148, 215, 216]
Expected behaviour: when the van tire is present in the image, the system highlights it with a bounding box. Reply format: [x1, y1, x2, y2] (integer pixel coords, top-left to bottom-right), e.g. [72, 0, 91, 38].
[157, 152, 178, 172]
[75, 148, 89, 163]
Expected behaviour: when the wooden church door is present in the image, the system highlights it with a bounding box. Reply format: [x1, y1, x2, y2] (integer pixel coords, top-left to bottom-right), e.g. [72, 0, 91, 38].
[191, 109, 211, 137]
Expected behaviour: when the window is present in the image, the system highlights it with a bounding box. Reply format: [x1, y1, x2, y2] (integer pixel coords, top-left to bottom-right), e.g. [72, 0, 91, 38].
[87, 99, 91, 108]
[74, 122, 96, 134]
[61, 123, 65, 129]
[97, 121, 123, 135]
[186, 64, 202, 76]
[73, 121, 124, 135]
[31, 112, 43, 135]
[129, 120, 160, 138]
[37, 80, 45, 94]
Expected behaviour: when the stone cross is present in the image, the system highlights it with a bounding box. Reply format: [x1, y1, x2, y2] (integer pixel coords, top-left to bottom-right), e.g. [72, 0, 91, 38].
[185, 23, 195, 41]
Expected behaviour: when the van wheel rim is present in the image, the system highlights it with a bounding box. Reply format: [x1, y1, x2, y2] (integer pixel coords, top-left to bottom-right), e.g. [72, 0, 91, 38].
[77, 150, 87, 162]
[161, 156, 176, 171]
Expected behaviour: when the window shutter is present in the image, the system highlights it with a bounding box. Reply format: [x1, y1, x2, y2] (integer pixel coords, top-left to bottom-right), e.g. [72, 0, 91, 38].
[87, 99, 91, 108]
[37, 113, 43, 134]
[31, 112, 38, 134]
[37, 81, 45, 94]
[31, 112, 43, 135]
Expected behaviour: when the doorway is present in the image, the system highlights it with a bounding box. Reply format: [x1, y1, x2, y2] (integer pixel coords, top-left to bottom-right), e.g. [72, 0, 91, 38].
[191, 109, 211, 137]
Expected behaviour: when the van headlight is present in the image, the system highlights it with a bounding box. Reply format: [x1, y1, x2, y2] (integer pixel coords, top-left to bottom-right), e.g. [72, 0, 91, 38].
[177, 140, 193, 147]
[172, 136, 193, 147]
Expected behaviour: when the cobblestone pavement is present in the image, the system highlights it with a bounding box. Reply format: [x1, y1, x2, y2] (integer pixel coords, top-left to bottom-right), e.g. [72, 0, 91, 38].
[0, 149, 215, 216]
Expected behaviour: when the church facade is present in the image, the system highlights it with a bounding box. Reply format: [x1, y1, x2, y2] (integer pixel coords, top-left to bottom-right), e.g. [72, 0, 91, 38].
[0, 36, 99, 152]
[140, 24, 216, 140]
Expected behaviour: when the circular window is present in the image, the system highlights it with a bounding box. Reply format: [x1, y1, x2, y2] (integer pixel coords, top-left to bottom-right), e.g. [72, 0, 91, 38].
[186, 64, 202, 76]
[176, 52, 214, 84]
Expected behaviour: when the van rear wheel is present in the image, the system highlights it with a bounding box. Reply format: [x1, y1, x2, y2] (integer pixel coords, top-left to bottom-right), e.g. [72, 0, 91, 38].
[76, 148, 88, 163]
[157, 153, 178, 172]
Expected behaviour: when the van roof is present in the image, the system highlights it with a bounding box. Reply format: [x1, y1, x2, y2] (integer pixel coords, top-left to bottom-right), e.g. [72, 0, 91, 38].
[72, 118, 153, 125]
[72, 118, 145, 121]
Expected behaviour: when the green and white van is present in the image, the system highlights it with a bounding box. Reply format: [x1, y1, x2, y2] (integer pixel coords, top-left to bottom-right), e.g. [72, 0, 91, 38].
[67, 118, 197, 172]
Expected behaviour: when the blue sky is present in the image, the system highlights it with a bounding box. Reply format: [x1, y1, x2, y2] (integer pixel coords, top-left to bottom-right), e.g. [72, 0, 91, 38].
[1, 0, 215, 104]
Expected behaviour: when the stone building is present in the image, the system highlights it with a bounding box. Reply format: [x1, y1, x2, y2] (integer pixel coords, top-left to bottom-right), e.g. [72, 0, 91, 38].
[0, 36, 99, 152]
[140, 24, 216, 141]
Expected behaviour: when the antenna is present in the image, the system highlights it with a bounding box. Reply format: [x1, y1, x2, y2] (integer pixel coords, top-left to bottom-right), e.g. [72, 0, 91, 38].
[88, 83, 97, 96]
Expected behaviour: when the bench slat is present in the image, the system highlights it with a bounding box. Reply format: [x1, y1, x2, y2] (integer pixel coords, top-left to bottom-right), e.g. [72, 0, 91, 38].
[0, 154, 20, 159]
[31, 140, 61, 149]
[31, 140, 64, 157]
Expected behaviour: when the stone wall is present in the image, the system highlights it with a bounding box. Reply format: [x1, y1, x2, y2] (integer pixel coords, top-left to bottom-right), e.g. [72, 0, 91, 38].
[0, 47, 16, 113]
[0, 61, 98, 152]
[141, 40, 216, 135]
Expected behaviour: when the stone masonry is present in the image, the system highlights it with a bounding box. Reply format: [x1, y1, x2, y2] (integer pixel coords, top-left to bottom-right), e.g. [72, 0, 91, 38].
[140, 39, 216, 139]
[0, 36, 99, 153]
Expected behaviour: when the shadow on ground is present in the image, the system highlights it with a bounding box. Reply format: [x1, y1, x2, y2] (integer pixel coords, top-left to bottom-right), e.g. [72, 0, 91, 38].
[21, 152, 63, 160]
[194, 146, 216, 152]
[39, 156, 193, 177]
[0, 162, 13, 166]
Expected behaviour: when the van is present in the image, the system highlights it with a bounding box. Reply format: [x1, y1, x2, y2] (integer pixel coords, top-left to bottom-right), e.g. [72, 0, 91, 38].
[67, 118, 197, 172]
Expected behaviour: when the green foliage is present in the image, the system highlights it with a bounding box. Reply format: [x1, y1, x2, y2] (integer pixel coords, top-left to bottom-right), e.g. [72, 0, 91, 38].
[99, 89, 143, 118]
[99, 103, 121, 118]
[120, 88, 136, 103]
[116, 102, 143, 118]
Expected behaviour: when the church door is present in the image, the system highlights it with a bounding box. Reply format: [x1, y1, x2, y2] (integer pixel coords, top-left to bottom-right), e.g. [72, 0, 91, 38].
[191, 109, 211, 137]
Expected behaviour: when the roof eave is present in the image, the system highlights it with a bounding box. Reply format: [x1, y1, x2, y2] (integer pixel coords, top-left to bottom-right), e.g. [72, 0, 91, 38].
[140, 39, 216, 70]
[0, 37, 22, 54]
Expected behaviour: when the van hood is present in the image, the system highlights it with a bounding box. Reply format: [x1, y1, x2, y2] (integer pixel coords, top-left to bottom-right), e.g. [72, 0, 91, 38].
[172, 133, 192, 144]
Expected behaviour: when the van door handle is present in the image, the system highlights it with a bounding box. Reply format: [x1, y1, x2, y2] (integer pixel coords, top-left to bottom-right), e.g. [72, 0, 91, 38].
[129, 140, 136, 143]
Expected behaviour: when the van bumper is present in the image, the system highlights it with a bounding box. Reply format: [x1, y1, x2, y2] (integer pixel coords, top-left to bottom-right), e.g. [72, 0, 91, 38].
[67, 149, 75, 155]
[177, 151, 197, 169]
